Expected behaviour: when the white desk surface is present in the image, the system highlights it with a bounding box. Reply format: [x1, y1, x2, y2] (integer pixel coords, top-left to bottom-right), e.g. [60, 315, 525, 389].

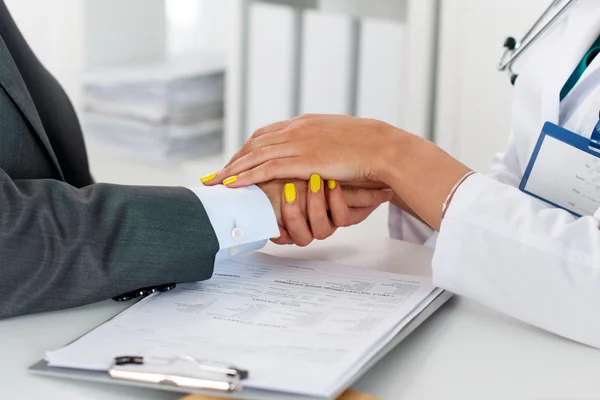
[2, 232, 600, 400]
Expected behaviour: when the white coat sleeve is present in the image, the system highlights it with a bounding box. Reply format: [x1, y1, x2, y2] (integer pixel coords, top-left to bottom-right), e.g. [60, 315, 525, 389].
[488, 129, 523, 187]
[432, 173, 600, 348]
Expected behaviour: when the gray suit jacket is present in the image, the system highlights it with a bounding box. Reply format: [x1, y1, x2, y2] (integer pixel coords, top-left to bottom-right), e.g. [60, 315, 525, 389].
[0, 2, 219, 319]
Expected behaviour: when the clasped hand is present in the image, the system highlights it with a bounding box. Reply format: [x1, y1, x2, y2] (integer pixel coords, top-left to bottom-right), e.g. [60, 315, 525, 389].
[204, 114, 472, 234]
[202, 115, 402, 246]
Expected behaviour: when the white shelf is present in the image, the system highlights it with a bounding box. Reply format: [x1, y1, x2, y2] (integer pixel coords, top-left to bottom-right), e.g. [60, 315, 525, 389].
[225, 0, 439, 157]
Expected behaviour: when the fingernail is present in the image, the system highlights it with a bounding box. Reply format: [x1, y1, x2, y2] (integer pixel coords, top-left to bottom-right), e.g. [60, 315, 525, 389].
[223, 176, 238, 186]
[284, 183, 297, 203]
[309, 174, 321, 193]
[327, 180, 337, 190]
[382, 188, 393, 194]
[200, 172, 217, 184]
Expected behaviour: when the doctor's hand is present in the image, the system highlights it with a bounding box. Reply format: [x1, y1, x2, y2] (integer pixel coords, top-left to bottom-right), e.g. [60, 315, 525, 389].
[205, 115, 404, 188]
[209, 114, 471, 232]
[257, 177, 392, 246]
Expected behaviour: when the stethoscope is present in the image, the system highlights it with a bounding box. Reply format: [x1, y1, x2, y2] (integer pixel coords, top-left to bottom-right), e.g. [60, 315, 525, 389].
[498, 0, 580, 85]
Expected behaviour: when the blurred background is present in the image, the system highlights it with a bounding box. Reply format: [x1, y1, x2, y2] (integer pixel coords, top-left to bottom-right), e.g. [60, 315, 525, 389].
[5, 0, 553, 235]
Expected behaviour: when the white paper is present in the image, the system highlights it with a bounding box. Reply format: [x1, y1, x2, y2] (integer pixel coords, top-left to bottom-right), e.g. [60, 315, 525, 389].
[524, 135, 600, 216]
[46, 253, 437, 397]
[83, 53, 226, 87]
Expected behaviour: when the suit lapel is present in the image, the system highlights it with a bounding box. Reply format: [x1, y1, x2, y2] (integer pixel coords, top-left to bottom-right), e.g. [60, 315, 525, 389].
[0, 35, 63, 179]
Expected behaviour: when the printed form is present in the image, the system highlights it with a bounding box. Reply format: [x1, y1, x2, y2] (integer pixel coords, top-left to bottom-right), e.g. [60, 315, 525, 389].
[46, 253, 439, 398]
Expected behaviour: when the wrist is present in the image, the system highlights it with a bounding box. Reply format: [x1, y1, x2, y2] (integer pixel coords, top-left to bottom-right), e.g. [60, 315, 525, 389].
[257, 181, 283, 226]
[257, 180, 308, 227]
[380, 135, 471, 231]
[376, 125, 424, 185]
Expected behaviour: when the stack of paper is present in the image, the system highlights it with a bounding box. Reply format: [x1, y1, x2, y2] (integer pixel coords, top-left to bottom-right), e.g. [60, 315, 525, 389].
[81, 53, 225, 162]
[45, 253, 444, 399]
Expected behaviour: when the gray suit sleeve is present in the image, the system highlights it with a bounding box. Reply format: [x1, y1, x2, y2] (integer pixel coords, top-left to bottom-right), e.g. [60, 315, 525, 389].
[0, 168, 220, 319]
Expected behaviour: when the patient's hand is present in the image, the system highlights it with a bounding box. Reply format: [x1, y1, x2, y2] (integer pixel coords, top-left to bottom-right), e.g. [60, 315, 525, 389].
[258, 179, 308, 226]
[257, 176, 392, 247]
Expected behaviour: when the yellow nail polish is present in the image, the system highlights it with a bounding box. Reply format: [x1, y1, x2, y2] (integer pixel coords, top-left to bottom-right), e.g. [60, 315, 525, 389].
[327, 180, 337, 190]
[309, 174, 321, 193]
[284, 183, 297, 203]
[200, 173, 217, 184]
[223, 176, 238, 186]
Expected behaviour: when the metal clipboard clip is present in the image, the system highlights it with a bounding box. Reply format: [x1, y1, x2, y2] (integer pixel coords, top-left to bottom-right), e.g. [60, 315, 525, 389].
[108, 355, 249, 392]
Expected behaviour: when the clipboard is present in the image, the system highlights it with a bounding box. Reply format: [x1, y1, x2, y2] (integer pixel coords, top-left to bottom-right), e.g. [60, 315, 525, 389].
[180, 389, 380, 400]
[29, 290, 452, 400]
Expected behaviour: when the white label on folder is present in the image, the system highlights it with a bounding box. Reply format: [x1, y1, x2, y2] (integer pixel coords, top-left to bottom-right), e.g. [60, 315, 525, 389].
[524, 135, 600, 216]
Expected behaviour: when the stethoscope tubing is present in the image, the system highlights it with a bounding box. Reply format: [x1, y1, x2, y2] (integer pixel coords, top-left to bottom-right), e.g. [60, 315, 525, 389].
[499, 0, 580, 83]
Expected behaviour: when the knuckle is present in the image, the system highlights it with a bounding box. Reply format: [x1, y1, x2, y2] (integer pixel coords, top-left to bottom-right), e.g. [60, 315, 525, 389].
[252, 127, 266, 137]
[247, 148, 265, 164]
[262, 160, 279, 179]
[291, 116, 313, 128]
[245, 137, 257, 149]
[313, 230, 330, 241]
[339, 220, 351, 228]
[283, 209, 303, 225]
[282, 129, 295, 139]
[296, 238, 313, 247]
[253, 145, 267, 158]
[248, 167, 261, 183]
[332, 214, 350, 228]
[219, 166, 231, 177]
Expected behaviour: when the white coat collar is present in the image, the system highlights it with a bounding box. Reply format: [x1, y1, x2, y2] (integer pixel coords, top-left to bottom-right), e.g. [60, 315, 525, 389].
[541, 0, 600, 124]
[511, 0, 600, 173]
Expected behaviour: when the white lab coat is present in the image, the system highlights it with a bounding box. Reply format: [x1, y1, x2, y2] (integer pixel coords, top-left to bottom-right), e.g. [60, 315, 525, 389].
[391, 0, 600, 348]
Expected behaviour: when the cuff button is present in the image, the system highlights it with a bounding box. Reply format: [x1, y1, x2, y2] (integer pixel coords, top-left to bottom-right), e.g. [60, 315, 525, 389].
[232, 227, 244, 240]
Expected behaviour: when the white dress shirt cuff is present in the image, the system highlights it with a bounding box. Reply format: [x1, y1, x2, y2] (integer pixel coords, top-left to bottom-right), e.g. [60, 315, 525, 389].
[388, 203, 435, 245]
[188, 185, 280, 258]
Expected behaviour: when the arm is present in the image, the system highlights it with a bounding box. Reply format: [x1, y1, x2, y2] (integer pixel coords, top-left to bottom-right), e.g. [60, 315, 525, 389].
[205, 114, 600, 347]
[373, 134, 600, 348]
[0, 168, 391, 319]
[387, 126, 522, 244]
[432, 174, 600, 348]
[0, 169, 278, 319]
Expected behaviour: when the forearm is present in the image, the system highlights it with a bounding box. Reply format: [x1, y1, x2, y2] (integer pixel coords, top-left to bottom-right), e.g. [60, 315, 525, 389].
[378, 132, 472, 231]
[0, 173, 220, 319]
